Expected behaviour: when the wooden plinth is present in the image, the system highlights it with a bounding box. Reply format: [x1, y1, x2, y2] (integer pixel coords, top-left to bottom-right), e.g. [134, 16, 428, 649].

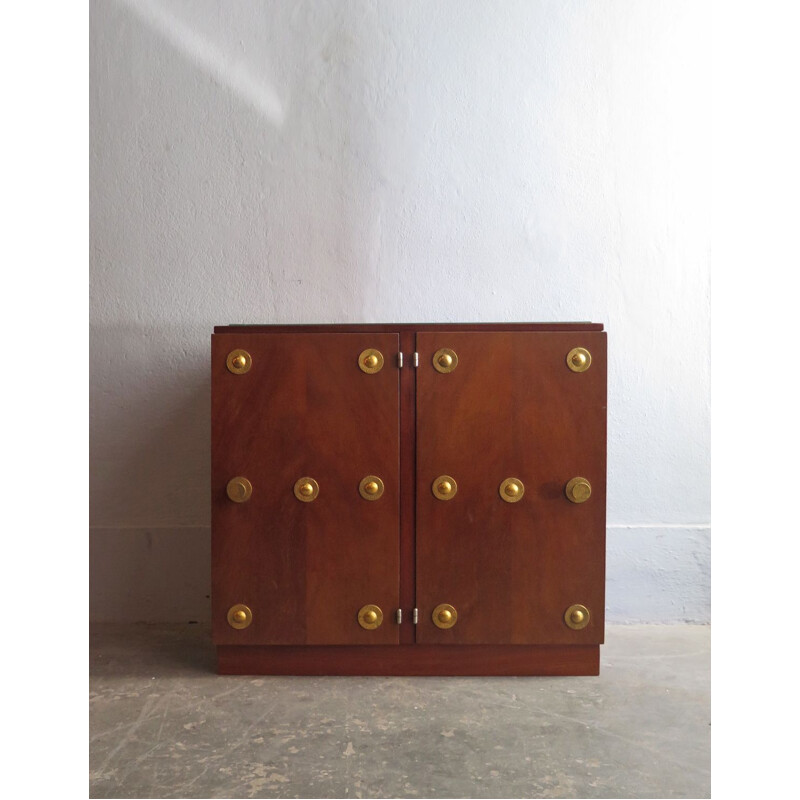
[216, 644, 600, 676]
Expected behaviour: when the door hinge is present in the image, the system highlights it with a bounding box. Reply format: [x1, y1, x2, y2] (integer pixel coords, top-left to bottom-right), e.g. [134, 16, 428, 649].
[398, 352, 404, 368]
[413, 352, 419, 367]
[412, 608, 419, 624]
[396, 608, 403, 624]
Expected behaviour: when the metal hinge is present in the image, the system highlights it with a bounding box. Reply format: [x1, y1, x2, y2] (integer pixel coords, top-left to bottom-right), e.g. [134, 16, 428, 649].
[412, 608, 418, 624]
[396, 609, 402, 624]
[413, 352, 419, 367]
[398, 352, 403, 368]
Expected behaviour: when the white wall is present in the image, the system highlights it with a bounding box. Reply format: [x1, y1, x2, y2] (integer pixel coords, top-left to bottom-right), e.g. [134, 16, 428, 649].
[90, 0, 710, 623]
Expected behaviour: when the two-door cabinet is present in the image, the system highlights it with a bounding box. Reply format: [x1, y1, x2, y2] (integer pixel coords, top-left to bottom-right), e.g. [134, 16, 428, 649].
[211, 323, 607, 675]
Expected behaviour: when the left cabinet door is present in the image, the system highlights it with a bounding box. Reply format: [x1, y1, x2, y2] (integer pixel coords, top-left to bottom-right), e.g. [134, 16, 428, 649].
[212, 332, 401, 645]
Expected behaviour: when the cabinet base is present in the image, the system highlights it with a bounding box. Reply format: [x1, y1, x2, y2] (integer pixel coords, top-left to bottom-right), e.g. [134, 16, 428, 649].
[216, 644, 600, 676]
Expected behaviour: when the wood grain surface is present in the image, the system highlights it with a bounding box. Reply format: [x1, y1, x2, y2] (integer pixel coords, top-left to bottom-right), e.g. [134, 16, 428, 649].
[217, 644, 600, 676]
[211, 324, 607, 672]
[415, 331, 607, 645]
[212, 332, 401, 646]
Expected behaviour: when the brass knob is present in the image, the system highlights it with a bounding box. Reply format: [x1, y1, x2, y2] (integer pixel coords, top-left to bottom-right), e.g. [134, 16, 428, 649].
[227, 604, 253, 629]
[358, 348, 384, 374]
[564, 604, 590, 630]
[499, 477, 524, 503]
[432, 603, 458, 629]
[226, 476, 252, 503]
[359, 475, 385, 501]
[358, 604, 383, 630]
[566, 347, 592, 373]
[432, 348, 458, 373]
[226, 349, 252, 374]
[294, 476, 319, 502]
[565, 477, 592, 504]
[432, 475, 458, 501]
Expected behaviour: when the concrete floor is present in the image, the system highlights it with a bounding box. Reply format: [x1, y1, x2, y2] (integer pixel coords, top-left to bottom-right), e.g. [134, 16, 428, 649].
[89, 625, 710, 799]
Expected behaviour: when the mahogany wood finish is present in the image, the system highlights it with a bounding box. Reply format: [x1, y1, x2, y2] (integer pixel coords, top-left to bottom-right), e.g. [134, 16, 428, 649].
[212, 333, 400, 646]
[415, 331, 607, 645]
[217, 644, 600, 676]
[212, 323, 606, 674]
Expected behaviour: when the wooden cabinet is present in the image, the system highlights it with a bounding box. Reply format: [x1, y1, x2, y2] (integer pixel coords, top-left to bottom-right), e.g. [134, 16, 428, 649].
[212, 324, 606, 675]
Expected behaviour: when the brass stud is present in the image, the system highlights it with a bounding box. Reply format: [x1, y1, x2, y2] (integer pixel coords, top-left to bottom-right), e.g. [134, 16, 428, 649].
[226, 476, 253, 503]
[564, 604, 590, 630]
[432, 475, 458, 501]
[566, 347, 592, 373]
[565, 477, 592, 504]
[432, 348, 458, 374]
[359, 475, 385, 501]
[227, 604, 253, 629]
[358, 348, 384, 374]
[358, 604, 383, 630]
[432, 603, 458, 629]
[226, 349, 252, 375]
[499, 477, 525, 503]
[294, 476, 319, 502]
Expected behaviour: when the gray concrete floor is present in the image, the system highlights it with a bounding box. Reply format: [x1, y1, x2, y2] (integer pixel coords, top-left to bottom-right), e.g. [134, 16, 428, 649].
[90, 624, 710, 799]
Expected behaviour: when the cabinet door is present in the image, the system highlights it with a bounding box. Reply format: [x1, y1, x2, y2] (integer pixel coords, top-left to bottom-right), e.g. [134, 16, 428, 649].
[212, 333, 400, 645]
[416, 330, 606, 645]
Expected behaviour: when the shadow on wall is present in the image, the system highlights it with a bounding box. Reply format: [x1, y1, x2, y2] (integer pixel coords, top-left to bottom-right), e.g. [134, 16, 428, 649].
[90, 324, 212, 622]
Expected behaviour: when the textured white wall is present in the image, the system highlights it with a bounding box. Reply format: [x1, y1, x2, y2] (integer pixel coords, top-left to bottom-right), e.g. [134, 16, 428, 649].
[90, 0, 710, 622]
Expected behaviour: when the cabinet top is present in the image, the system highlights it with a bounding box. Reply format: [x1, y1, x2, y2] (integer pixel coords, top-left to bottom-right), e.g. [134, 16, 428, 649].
[214, 322, 605, 334]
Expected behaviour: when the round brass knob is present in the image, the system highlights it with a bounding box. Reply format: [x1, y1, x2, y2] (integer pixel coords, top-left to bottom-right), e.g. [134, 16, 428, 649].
[564, 604, 590, 630]
[358, 348, 384, 374]
[359, 475, 385, 501]
[226, 476, 253, 503]
[432, 603, 458, 629]
[432, 475, 458, 500]
[432, 348, 458, 373]
[227, 604, 253, 629]
[499, 477, 525, 503]
[357, 604, 383, 630]
[565, 477, 592, 504]
[226, 349, 252, 374]
[294, 476, 319, 502]
[566, 347, 592, 373]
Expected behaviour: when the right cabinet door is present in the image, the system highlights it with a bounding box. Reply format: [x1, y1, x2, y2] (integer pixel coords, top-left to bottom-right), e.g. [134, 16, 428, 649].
[415, 330, 607, 644]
